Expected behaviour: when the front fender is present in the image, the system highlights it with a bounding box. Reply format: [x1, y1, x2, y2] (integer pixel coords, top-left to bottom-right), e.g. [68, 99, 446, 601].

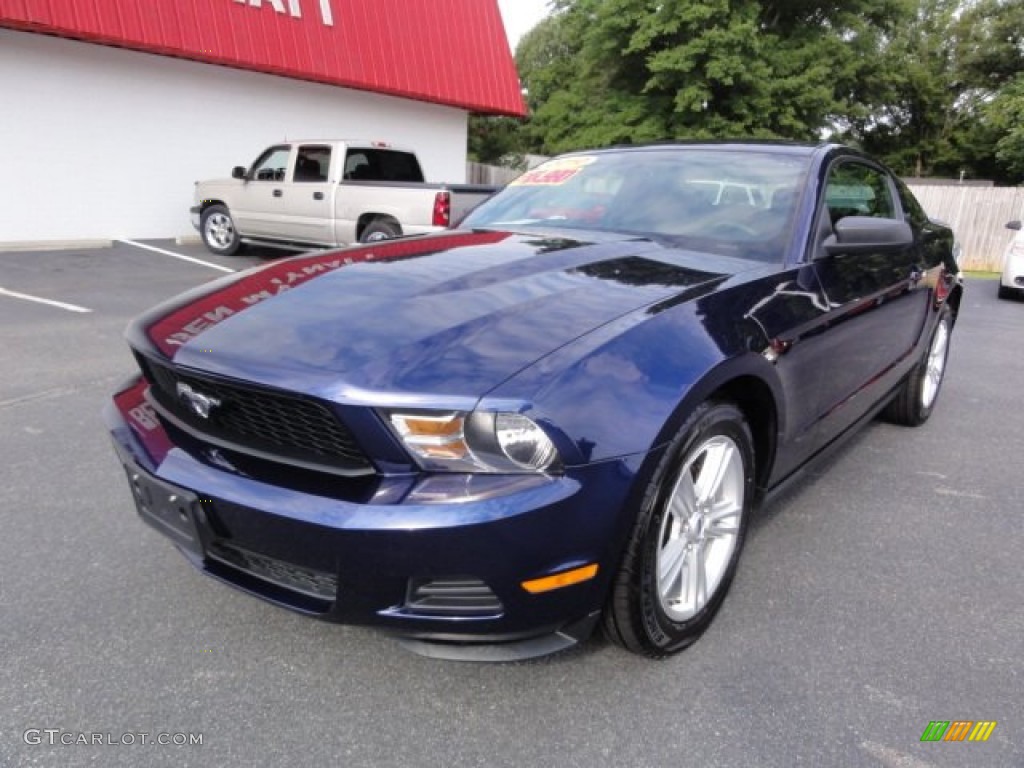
[481, 298, 785, 467]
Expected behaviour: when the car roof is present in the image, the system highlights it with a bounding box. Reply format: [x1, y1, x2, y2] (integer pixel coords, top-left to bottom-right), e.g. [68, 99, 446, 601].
[577, 140, 832, 157]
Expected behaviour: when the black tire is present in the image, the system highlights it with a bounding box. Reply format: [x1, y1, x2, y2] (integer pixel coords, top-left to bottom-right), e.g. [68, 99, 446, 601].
[200, 204, 243, 256]
[997, 283, 1012, 300]
[359, 219, 401, 243]
[883, 304, 952, 427]
[603, 401, 755, 657]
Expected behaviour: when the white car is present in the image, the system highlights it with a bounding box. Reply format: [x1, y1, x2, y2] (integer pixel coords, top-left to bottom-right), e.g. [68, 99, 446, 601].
[999, 220, 1024, 300]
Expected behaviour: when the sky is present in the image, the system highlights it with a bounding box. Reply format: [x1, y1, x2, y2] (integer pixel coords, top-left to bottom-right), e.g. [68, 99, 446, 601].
[497, 0, 551, 53]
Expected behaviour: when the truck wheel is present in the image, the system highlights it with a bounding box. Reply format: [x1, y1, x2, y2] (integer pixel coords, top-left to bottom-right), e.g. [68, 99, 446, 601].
[201, 205, 243, 256]
[359, 219, 401, 243]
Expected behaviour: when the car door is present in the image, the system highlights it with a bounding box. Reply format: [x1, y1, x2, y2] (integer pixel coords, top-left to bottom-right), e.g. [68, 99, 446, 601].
[231, 145, 293, 238]
[808, 158, 930, 438]
[276, 144, 334, 245]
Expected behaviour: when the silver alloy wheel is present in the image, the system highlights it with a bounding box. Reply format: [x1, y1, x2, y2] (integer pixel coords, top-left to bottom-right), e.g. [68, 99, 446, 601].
[921, 317, 949, 409]
[204, 212, 235, 250]
[363, 230, 391, 242]
[656, 434, 744, 622]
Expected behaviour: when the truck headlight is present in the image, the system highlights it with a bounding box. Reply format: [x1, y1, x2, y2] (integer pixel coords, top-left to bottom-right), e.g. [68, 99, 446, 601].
[385, 410, 561, 473]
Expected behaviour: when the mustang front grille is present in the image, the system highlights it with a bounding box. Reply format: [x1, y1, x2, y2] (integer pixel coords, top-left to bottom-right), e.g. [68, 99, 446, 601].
[138, 356, 373, 475]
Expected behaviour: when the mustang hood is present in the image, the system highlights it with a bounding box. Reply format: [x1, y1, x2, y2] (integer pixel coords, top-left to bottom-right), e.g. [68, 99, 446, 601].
[135, 231, 734, 402]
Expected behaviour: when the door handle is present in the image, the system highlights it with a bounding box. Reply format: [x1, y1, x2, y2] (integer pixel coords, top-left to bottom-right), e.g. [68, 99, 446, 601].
[272, 189, 283, 198]
[313, 192, 324, 200]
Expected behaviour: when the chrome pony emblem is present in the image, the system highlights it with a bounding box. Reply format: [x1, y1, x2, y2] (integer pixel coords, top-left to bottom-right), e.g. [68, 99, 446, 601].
[176, 382, 221, 419]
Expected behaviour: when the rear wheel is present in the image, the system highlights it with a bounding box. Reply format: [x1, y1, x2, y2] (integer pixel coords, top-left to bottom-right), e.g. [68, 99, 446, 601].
[603, 401, 754, 657]
[883, 304, 952, 426]
[200, 204, 243, 256]
[359, 219, 401, 243]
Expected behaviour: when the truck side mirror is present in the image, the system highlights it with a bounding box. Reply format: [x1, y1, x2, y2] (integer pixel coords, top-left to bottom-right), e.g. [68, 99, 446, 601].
[232, 166, 247, 180]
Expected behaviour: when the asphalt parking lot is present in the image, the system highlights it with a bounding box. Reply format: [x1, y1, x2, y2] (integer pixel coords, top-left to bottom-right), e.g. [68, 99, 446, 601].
[1, 240, 1022, 768]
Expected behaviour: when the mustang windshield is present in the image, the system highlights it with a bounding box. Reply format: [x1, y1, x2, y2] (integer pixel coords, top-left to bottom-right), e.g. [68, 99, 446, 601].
[462, 148, 812, 261]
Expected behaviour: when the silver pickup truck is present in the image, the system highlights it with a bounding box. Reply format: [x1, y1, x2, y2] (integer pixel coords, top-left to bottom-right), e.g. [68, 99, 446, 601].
[191, 140, 498, 255]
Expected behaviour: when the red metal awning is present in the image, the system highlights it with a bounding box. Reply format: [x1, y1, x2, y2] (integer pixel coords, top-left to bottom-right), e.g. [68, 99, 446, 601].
[0, 0, 526, 116]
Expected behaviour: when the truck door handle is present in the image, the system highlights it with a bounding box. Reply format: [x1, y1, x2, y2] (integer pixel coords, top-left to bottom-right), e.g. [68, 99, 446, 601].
[313, 192, 324, 200]
[272, 189, 283, 198]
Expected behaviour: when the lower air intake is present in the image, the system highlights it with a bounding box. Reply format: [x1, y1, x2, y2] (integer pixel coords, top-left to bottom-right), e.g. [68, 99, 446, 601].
[207, 540, 338, 601]
[405, 577, 503, 617]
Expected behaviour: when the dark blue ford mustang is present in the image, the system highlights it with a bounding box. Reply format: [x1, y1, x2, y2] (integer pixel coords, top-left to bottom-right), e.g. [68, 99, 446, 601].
[105, 143, 960, 659]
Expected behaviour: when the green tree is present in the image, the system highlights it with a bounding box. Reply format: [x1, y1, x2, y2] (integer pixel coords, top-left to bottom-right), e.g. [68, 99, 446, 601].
[513, 0, 1024, 181]
[467, 115, 527, 166]
[957, 0, 1024, 181]
[517, 0, 909, 153]
[985, 75, 1024, 179]
[843, 0, 1024, 180]
[846, 0, 960, 177]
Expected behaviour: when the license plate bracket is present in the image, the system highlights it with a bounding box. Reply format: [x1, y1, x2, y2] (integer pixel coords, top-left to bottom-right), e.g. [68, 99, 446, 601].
[125, 467, 205, 557]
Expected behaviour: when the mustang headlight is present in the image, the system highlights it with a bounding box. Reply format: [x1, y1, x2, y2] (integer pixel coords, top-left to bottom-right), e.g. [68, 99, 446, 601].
[385, 410, 560, 473]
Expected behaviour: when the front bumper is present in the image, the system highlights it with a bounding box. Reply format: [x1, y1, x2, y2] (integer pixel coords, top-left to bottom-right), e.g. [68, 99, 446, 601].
[190, 206, 201, 232]
[104, 381, 641, 659]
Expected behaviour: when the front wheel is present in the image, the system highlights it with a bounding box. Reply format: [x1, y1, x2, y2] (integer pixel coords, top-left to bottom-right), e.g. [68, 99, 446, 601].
[603, 401, 754, 657]
[200, 204, 243, 256]
[883, 304, 952, 426]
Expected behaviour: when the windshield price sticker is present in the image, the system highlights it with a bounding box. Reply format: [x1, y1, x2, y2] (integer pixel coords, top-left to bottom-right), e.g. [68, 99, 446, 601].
[512, 156, 597, 186]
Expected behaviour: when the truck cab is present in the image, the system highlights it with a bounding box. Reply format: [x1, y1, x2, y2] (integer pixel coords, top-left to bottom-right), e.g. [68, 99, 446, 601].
[192, 140, 496, 255]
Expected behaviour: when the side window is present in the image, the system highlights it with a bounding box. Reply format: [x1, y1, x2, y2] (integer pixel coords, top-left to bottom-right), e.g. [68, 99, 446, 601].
[294, 145, 330, 182]
[251, 146, 291, 182]
[825, 162, 896, 225]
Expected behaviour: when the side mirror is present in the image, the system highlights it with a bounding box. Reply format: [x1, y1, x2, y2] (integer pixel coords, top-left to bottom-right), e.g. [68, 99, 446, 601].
[1007, 220, 1022, 231]
[231, 166, 247, 180]
[823, 216, 913, 256]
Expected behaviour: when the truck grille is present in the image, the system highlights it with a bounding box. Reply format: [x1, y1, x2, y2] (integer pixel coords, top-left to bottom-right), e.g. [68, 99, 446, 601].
[139, 357, 373, 475]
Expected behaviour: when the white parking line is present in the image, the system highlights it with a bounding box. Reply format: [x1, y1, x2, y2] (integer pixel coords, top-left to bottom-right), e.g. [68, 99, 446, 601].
[0, 286, 92, 313]
[119, 239, 236, 273]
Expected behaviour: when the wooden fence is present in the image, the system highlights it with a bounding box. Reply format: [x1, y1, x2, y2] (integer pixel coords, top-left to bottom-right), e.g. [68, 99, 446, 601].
[466, 161, 522, 186]
[906, 184, 1023, 272]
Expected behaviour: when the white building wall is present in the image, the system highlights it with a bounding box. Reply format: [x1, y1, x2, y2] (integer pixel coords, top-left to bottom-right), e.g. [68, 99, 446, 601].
[0, 29, 469, 244]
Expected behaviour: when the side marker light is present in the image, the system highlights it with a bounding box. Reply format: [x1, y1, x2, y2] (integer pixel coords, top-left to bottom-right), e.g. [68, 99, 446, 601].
[521, 564, 599, 594]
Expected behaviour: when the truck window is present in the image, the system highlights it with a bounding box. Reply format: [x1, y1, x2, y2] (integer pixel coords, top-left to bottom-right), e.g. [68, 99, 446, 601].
[295, 145, 330, 182]
[344, 149, 424, 183]
[250, 146, 291, 182]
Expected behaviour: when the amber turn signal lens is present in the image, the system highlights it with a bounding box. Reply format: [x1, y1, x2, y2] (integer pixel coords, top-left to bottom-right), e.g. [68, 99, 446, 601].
[395, 415, 463, 437]
[521, 563, 599, 594]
